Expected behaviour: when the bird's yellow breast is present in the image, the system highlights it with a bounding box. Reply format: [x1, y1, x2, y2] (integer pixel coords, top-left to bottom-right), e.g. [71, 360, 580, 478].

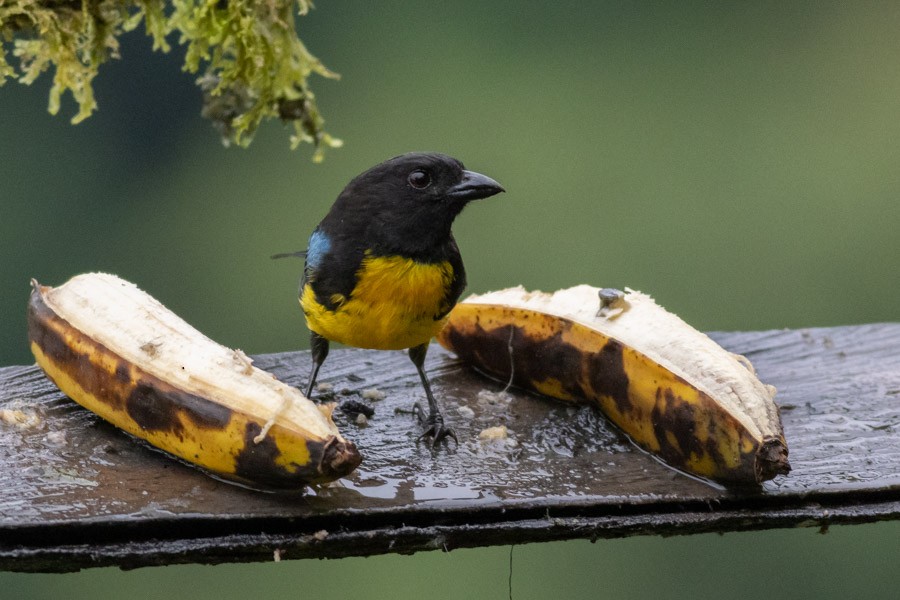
[301, 254, 455, 350]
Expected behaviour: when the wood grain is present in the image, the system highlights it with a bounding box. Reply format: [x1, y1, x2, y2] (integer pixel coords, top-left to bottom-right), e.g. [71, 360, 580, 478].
[1, 325, 898, 572]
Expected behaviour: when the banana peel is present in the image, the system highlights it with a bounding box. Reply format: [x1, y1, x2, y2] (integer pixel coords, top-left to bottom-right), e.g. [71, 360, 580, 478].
[27, 273, 361, 489]
[438, 285, 790, 486]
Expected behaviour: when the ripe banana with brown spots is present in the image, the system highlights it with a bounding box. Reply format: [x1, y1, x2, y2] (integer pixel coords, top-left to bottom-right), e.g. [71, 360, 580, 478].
[27, 273, 361, 489]
[438, 285, 790, 486]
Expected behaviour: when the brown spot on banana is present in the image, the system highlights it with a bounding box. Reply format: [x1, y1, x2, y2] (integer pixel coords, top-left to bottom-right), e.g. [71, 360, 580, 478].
[438, 285, 790, 486]
[27, 274, 361, 489]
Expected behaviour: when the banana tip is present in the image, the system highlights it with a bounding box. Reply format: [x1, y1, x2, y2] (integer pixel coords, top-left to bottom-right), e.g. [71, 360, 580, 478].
[757, 436, 791, 482]
[321, 437, 362, 479]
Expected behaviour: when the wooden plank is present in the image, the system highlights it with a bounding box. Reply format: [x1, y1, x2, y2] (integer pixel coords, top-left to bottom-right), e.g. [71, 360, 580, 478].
[1, 324, 899, 572]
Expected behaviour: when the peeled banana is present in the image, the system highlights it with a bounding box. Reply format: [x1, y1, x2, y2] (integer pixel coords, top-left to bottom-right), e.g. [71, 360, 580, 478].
[438, 285, 790, 485]
[27, 273, 361, 489]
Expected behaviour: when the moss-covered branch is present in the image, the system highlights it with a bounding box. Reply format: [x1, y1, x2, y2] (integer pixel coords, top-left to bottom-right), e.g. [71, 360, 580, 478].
[0, 0, 341, 159]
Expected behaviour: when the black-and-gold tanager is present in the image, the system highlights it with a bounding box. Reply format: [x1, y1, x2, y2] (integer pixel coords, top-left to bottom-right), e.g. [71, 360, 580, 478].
[288, 152, 504, 444]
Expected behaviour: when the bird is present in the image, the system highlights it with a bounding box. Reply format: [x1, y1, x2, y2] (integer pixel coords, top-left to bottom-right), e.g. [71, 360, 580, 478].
[290, 152, 504, 444]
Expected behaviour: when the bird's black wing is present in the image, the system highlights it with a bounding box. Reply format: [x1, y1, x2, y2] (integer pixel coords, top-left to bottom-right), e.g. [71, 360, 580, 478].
[301, 227, 365, 311]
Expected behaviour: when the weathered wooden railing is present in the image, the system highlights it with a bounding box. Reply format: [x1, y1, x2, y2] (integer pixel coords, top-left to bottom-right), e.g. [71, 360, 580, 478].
[1, 325, 898, 572]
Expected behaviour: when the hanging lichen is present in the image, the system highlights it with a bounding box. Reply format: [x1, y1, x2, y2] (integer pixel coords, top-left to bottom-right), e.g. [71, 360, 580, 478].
[0, 0, 341, 160]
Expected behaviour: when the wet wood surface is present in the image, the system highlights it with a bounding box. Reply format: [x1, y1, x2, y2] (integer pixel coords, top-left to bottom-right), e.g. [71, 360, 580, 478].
[1, 324, 899, 572]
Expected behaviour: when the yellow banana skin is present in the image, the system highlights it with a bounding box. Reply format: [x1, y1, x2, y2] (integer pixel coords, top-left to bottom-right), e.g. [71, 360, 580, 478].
[438, 292, 790, 486]
[27, 276, 361, 489]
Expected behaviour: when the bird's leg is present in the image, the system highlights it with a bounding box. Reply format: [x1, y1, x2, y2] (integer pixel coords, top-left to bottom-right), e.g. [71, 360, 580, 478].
[305, 332, 330, 400]
[409, 343, 457, 446]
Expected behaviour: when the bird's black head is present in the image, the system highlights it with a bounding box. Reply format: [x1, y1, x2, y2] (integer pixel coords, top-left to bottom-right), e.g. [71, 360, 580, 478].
[323, 152, 504, 258]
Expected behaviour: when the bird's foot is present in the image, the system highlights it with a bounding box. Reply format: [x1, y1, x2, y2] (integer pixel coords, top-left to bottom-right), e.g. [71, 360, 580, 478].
[413, 403, 458, 447]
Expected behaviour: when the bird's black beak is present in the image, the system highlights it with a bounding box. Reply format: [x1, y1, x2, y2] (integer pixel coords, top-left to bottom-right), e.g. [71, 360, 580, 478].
[447, 170, 505, 202]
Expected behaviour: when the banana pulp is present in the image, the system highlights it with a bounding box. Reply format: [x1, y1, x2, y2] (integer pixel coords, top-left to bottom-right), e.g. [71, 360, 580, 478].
[438, 285, 790, 485]
[27, 273, 361, 489]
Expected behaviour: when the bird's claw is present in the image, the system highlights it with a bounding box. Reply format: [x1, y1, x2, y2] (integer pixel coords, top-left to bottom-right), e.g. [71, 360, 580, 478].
[413, 402, 458, 447]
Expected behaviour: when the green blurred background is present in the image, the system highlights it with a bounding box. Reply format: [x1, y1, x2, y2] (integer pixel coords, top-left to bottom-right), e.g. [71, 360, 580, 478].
[2, 1, 899, 597]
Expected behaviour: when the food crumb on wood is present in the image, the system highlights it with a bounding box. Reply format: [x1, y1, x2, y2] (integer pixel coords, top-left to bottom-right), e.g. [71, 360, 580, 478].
[0, 408, 41, 429]
[477, 389, 512, 405]
[361, 388, 386, 401]
[478, 425, 509, 441]
[457, 405, 475, 419]
[46, 430, 67, 446]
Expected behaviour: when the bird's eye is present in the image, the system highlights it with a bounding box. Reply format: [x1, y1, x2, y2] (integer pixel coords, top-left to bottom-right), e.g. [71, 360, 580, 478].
[408, 169, 432, 189]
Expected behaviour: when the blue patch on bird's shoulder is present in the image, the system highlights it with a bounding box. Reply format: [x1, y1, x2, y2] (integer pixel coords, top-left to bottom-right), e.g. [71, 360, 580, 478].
[306, 228, 332, 269]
